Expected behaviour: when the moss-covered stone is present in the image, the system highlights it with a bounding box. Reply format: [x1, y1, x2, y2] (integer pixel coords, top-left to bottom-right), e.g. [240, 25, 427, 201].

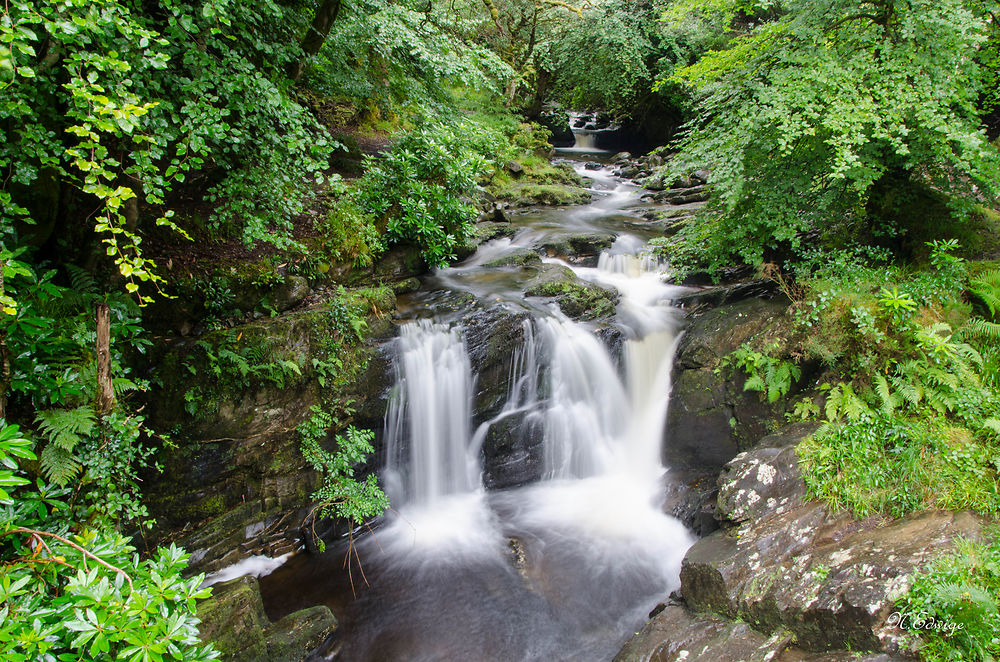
[497, 183, 592, 207]
[523, 264, 618, 320]
[197, 575, 337, 662]
[483, 249, 542, 267]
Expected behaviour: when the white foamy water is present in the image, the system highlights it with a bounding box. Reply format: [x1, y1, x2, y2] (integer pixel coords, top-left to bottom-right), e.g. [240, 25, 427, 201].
[266, 154, 696, 662]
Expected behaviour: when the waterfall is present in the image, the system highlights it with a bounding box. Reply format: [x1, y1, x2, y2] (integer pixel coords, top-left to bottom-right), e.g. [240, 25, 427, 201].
[572, 131, 597, 150]
[383, 320, 479, 506]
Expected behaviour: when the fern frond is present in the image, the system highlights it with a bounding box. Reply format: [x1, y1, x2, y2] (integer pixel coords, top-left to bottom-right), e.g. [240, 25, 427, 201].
[112, 377, 142, 396]
[35, 407, 97, 452]
[40, 444, 82, 486]
[982, 418, 1000, 435]
[961, 318, 1000, 344]
[65, 264, 97, 296]
[873, 374, 898, 414]
[969, 269, 1000, 318]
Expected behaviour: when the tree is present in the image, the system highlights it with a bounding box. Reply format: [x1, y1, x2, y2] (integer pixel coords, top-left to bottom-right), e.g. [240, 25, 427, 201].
[663, 0, 1000, 269]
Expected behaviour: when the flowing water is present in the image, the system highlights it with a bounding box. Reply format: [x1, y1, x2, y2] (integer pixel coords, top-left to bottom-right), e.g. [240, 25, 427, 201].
[261, 148, 696, 661]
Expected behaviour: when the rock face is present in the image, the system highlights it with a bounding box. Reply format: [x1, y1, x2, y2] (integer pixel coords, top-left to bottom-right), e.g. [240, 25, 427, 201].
[144, 290, 397, 574]
[665, 294, 794, 473]
[198, 575, 336, 662]
[619, 424, 983, 661]
[613, 605, 906, 662]
[524, 263, 619, 321]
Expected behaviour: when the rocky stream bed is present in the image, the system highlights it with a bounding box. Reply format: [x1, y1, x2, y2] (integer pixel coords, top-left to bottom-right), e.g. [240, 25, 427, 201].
[142, 148, 983, 661]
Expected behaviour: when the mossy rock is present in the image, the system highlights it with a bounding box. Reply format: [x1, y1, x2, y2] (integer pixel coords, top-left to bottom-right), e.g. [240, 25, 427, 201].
[497, 183, 592, 207]
[524, 264, 619, 320]
[483, 249, 542, 268]
[198, 575, 338, 662]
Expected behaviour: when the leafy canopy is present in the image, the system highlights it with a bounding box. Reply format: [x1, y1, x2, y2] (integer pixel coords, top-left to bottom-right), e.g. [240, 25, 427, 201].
[664, 0, 1000, 269]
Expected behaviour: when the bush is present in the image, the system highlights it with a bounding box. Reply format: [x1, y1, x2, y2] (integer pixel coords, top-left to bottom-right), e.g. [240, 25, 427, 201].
[354, 120, 505, 266]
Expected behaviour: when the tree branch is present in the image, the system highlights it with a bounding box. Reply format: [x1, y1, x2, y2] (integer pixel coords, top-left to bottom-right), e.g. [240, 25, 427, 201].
[4, 528, 134, 593]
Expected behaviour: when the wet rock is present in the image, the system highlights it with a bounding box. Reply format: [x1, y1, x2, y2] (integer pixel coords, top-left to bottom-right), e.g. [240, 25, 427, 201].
[584, 162, 603, 171]
[620, 165, 641, 179]
[482, 412, 546, 489]
[538, 232, 616, 264]
[670, 280, 779, 310]
[614, 605, 906, 662]
[463, 305, 531, 420]
[483, 249, 542, 268]
[198, 575, 337, 662]
[273, 276, 311, 313]
[612, 151, 631, 163]
[475, 221, 517, 242]
[524, 263, 619, 321]
[665, 296, 795, 472]
[681, 507, 982, 655]
[661, 469, 720, 537]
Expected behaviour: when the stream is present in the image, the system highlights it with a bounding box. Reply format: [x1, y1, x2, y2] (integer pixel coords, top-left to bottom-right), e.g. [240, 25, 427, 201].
[260, 145, 696, 661]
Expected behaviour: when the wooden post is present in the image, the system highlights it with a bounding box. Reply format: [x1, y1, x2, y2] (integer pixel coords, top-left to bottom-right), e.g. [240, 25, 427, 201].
[96, 303, 115, 415]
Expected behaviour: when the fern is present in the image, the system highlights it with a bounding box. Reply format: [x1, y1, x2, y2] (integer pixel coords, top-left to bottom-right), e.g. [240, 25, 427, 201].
[35, 407, 96, 452]
[873, 374, 898, 414]
[969, 269, 1000, 318]
[823, 383, 869, 421]
[961, 318, 1000, 344]
[35, 406, 96, 486]
[39, 444, 82, 486]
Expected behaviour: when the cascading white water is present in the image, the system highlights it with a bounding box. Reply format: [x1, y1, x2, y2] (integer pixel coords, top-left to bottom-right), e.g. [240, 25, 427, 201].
[264, 157, 696, 662]
[383, 320, 478, 506]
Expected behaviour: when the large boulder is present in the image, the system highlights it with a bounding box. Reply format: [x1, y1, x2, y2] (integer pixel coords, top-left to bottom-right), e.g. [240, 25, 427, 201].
[665, 295, 795, 472]
[614, 605, 906, 662]
[678, 427, 984, 656]
[198, 575, 337, 662]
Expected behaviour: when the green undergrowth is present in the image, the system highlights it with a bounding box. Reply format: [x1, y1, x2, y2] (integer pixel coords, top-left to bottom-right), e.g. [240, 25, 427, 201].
[899, 529, 1000, 661]
[178, 286, 389, 420]
[718, 241, 1000, 519]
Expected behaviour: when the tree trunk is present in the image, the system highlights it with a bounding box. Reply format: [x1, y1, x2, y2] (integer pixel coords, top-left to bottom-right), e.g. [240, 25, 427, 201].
[287, 0, 343, 82]
[95, 303, 115, 415]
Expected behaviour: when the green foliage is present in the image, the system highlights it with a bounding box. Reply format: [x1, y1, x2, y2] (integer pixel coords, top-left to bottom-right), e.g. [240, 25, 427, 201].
[720, 343, 801, 403]
[306, 0, 512, 113]
[35, 406, 96, 487]
[2, 254, 149, 411]
[354, 120, 504, 266]
[900, 531, 1000, 661]
[0, 421, 217, 661]
[548, 0, 657, 114]
[0, 0, 347, 297]
[0, 424, 34, 503]
[798, 413, 1000, 518]
[298, 406, 389, 553]
[969, 269, 1000, 319]
[662, 0, 1000, 270]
